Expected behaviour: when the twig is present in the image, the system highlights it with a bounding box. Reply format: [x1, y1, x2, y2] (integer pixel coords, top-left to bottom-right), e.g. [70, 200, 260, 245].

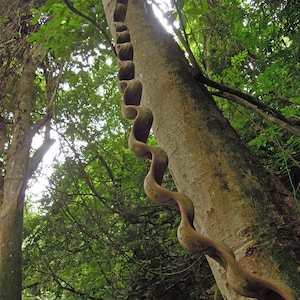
[63, 0, 116, 56]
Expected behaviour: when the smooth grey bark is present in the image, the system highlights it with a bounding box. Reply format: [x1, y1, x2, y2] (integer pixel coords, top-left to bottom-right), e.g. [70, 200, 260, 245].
[102, 0, 300, 299]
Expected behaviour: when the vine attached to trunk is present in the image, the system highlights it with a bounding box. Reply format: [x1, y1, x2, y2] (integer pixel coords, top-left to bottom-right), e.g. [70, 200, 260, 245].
[112, 1, 296, 299]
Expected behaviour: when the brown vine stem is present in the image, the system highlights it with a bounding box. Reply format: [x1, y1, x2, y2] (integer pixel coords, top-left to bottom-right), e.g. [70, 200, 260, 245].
[112, 0, 296, 299]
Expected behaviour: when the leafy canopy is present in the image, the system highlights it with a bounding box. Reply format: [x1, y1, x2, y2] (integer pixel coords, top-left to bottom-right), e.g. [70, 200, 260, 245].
[21, 0, 299, 298]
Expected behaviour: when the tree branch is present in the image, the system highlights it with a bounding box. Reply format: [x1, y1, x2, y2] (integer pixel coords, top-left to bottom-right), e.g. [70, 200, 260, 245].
[63, 0, 116, 56]
[51, 273, 104, 300]
[22, 281, 41, 290]
[152, 0, 201, 73]
[31, 107, 54, 137]
[213, 91, 300, 137]
[195, 72, 300, 137]
[47, 59, 65, 108]
[171, 0, 201, 72]
[152, 0, 299, 138]
[95, 152, 115, 184]
[28, 134, 55, 178]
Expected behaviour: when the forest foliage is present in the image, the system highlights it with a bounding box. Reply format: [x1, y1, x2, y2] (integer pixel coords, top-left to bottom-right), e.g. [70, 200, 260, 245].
[1, 0, 299, 299]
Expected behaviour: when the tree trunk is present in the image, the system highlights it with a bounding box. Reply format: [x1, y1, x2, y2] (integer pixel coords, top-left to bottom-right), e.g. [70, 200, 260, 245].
[0, 45, 48, 299]
[102, 0, 300, 299]
[0, 0, 54, 297]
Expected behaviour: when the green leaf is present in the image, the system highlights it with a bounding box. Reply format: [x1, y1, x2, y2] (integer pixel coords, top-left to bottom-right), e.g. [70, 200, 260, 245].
[185, 8, 206, 15]
[0, 16, 9, 24]
[26, 33, 39, 42]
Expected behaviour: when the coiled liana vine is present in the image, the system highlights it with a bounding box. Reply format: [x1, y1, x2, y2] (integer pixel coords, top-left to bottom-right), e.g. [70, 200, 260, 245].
[112, 1, 296, 299]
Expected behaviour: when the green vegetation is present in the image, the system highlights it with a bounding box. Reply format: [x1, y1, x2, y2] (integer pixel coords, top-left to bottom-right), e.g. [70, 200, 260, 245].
[0, 0, 299, 298]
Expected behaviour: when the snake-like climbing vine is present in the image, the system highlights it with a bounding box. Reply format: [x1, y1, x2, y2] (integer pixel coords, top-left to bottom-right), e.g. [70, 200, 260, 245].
[112, 1, 296, 299]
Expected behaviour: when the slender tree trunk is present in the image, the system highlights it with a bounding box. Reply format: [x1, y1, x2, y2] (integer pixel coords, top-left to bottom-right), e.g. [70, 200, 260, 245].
[102, 0, 300, 299]
[0, 0, 54, 297]
[0, 45, 48, 299]
[0, 57, 33, 299]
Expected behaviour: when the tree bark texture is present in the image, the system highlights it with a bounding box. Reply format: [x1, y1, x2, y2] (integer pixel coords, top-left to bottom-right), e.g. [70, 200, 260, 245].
[0, 45, 48, 299]
[0, 56, 33, 300]
[102, 0, 300, 299]
[0, 0, 51, 297]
